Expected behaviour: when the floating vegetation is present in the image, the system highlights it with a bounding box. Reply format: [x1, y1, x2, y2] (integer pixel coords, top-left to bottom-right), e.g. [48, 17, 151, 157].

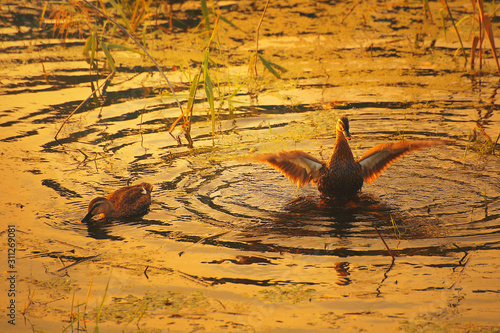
[94, 290, 210, 322]
[256, 284, 316, 304]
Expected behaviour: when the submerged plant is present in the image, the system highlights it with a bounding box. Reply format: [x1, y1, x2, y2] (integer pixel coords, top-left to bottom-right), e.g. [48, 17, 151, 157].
[257, 284, 316, 304]
[467, 121, 499, 155]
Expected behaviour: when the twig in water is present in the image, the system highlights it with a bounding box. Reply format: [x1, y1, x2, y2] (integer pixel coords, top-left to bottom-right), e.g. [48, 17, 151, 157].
[56, 255, 100, 272]
[341, 0, 362, 24]
[374, 225, 395, 259]
[442, 0, 468, 66]
[178, 230, 231, 256]
[375, 256, 395, 297]
[54, 71, 115, 143]
[453, 243, 469, 266]
[448, 253, 471, 290]
[57, 255, 66, 268]
[21, 288, 35, 315]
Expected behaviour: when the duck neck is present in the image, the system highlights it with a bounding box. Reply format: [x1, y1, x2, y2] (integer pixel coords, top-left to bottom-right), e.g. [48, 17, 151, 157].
[328, 130, 355, 164]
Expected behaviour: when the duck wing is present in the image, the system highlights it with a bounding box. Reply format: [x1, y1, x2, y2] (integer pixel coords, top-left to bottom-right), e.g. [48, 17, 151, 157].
[107, 183, 153, 215]
[357, 139, 448, 183]
[251, 150, 325, 187]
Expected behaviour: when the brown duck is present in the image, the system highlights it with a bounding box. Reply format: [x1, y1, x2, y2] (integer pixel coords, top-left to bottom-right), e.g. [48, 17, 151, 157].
[80, 182, 153, 222]
[252, 116, 448, 199]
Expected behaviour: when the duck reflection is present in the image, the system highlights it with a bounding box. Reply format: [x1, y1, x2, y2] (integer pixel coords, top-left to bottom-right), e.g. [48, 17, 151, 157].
[258, 193, 401, 239]
[334, 262, 351, 286]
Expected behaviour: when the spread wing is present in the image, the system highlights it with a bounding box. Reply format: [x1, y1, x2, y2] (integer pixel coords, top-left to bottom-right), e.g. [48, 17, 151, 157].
[251, 150, 325, 187]
[357, 139, 449, 183]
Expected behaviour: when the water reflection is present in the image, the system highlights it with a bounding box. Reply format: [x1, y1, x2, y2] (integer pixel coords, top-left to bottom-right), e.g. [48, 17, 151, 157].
[334, 262, 351, 286]
[83, 219, 125, 240]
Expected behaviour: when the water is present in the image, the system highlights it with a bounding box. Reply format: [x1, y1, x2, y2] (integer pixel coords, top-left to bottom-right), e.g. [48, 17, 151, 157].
[1, 1, 499, 332]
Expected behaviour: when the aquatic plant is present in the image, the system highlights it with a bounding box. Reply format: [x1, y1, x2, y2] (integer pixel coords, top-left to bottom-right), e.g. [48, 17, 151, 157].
[48, 0, 93, 40]
[470, 0, 500, 74]
[440, 0, 500, 74]
[467, 121, 499, 155]
[51, 0, 184, 146]
[48, 0, 287, 150]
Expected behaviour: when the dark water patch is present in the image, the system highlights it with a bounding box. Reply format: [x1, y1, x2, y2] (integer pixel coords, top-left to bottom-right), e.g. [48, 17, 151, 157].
[42, 128, 101, 150]
[205, 255, 277, 265]
[401, 68, 454, 77]
[20, 250, 98, 266]
[2, 5, 41, 29]
[96, 107, 153, 124]
[239, 103, 317, 115]
[20, 102, 90, 121]
[114, 65, 166, 73]
[333, 101, 414, 110]
[296, 83, 340, 89]
[1, 129, 38, 142]
[1, 74, 105, 93]
[298, 12, 318, 19]
[104, 87, 156, 104]
[1, 40, 86, 52]
[41, 179, 82, 198]
[1, 83, 64, 95]
[104, 140, 136, 154]
[207, 276, 315, 287]
[84, 224, 126, 241]
[79, 216, 170, 240]
[0, 120, 19, 127]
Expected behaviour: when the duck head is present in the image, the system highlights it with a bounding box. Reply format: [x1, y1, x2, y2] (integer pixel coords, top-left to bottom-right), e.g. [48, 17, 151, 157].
[336, 116, 352, 140]
[80, 197, 116, 223]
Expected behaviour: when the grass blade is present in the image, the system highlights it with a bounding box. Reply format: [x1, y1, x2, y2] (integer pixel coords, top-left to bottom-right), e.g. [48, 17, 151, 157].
[101, 41, 116, 72]
[200, 0, 210, 30]
[106, 43, 144, 55]
[187, 73, 200, 112]
[94, 276, 111, 333]
[108, 0, 133, 32]
[203, 50, 215, 136]
[258, 54, 287, 79]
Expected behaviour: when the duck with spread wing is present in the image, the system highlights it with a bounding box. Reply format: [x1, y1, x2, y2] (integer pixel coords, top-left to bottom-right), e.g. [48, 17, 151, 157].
[251, 116, 449, 200]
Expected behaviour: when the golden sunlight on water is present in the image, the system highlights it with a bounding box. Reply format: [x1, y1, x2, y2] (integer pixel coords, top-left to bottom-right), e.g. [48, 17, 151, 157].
[1, 1, 500, 332]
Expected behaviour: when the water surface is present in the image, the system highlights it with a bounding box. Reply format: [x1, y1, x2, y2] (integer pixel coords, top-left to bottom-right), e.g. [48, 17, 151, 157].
[1, 1, 499, 332]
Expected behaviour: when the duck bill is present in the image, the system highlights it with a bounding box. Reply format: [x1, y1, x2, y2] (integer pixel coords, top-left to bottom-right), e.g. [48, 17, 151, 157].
[343, 130, 352, 140]
[80, 212, 93, 223]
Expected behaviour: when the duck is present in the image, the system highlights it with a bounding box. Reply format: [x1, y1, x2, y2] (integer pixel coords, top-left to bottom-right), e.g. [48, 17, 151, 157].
[251, 116, 448, 199]
[80, 182, 153, 223]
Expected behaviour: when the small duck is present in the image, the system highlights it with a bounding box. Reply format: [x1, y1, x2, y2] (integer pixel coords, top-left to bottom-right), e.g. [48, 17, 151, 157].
[252, 116, 448, 199]
[80, 182, 153, 223]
